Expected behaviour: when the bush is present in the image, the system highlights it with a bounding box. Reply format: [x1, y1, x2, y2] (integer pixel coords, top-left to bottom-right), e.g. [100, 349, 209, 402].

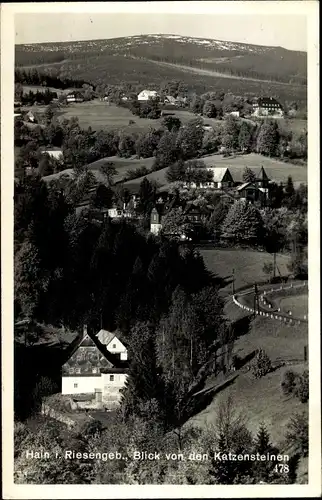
[294, 369, 309, 403]
[252, 349, 272, 379]
[281, 370, 298, 395]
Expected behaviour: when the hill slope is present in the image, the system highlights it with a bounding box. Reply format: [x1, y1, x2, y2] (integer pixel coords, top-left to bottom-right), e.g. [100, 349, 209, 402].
[16, 34, 307, 102]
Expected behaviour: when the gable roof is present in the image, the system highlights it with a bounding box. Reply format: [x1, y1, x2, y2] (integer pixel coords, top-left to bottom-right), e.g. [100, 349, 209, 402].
[96, 329, 115, 346]
[229, 166, 270, 184]
[63, 331, 127, 370]
[209, 167, 232, 183]
[236, 182, 258, 191]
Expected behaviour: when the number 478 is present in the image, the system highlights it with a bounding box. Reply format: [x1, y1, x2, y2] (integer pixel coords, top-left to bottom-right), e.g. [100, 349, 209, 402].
[274, 463, 289, 473]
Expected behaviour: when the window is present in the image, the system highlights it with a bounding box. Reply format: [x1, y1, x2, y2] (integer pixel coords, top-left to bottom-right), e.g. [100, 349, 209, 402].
[69, 368, 75, 374]
[92, 367, 98, 374]
[75, 368, 81, 374]
[110, 375, 114, 382]
[112, 344, 116, 349]
[74, 383, 78, 388]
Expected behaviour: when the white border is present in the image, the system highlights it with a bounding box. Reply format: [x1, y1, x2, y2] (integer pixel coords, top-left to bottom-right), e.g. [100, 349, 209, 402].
[1, 2, 320, 498]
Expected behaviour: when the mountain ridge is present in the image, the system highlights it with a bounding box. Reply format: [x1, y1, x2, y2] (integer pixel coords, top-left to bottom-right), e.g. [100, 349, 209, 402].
[16, 33, 306, 55]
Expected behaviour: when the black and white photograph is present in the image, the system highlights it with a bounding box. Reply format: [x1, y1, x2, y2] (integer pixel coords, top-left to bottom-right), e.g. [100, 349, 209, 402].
[1, 1, 320, 497]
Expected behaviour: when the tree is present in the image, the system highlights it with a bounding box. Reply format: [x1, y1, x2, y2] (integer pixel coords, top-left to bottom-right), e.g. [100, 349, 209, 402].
[160, 208, 188, 237]
[91, 184, 113, 209]
[242, 166, 256, 183]
[256, 120, 280, 156]
[222, 116, 240, 151]
[121, 322, 166, 423]
[238, 121, 253, 152]
[166, 159, 187, 183]
[135, 129, 161, 158]
[262, 261, 274, 282]
[176, 118, 204, 160]
[285, 412, 308, 457]
[99, 161, 117, 187]
[206, 202, 229, 239]
[14, 239, 49, 319]
[294, 369, 309, 403]
[222, 200, 264, 244]
[161, 115, 181, 132]
[202, 100, 216, 118]
[154, 130, 178, 170]
[137, 178, 156, 216]
[118, 132, 136, 158]
[251, 349, 272, 379]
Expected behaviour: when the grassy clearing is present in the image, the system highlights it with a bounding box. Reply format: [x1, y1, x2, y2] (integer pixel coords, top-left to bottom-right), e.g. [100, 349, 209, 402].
[189, 313, 307, 445]
[200, 248, 290, 294]
[278, 294, 308, 317]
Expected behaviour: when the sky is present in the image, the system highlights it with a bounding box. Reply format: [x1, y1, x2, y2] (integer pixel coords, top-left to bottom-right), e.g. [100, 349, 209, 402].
[15, 12, 307, 52]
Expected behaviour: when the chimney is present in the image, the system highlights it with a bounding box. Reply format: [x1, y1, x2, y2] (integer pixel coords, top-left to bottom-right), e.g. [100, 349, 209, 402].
[83, 324, 88, 338]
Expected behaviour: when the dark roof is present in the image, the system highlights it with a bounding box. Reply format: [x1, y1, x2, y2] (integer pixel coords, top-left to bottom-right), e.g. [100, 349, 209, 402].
[64, 331, 128, 370]
[255, 97, 283, 108]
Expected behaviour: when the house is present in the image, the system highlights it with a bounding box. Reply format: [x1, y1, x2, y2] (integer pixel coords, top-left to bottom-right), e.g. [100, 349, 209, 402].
[164, 95, 177, 105]
[229, 166, 270, 188]
[96, 329, 127, 361]
[150, 206, 163, 235]
[66, 91, 84, 103]
[206, 167, 235, 189]
[40, 147, 63, 160]
[236, 182, 269, 206]
[252, 97, 284, 117]
[61, 328, 128, 410]
[137, 90, 159, 101]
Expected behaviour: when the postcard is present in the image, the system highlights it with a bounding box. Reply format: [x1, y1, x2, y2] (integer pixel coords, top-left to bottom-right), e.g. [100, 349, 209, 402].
[1, 1, 320, 498]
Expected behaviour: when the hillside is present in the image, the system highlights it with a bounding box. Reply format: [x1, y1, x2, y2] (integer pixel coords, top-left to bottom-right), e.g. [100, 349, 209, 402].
[15, 34, 307, 103]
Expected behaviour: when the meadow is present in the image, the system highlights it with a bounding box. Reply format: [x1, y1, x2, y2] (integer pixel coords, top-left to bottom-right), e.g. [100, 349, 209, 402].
[188, 312, 308, 447]
[56, 100, 220, 132]
[200, 248, 290, 295]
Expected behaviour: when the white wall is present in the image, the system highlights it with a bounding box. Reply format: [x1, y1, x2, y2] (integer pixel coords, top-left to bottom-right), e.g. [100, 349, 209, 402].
[106, 337, 127, 357]
[62, 376, 102, 395]
[151, 223, 162, 234]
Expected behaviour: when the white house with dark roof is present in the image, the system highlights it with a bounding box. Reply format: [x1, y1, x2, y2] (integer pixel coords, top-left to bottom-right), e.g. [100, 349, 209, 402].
[61, 329, 128, 409]
[252, 97, 284, 117]
[137, 90, 159, 101]
[96, 329, 128, 360]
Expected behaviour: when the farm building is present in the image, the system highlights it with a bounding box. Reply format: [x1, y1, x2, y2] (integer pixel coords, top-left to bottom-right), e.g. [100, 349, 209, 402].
[252, 97, 284, 117]
[61, 328, 128, 410]
[137, 90, 159, 101]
